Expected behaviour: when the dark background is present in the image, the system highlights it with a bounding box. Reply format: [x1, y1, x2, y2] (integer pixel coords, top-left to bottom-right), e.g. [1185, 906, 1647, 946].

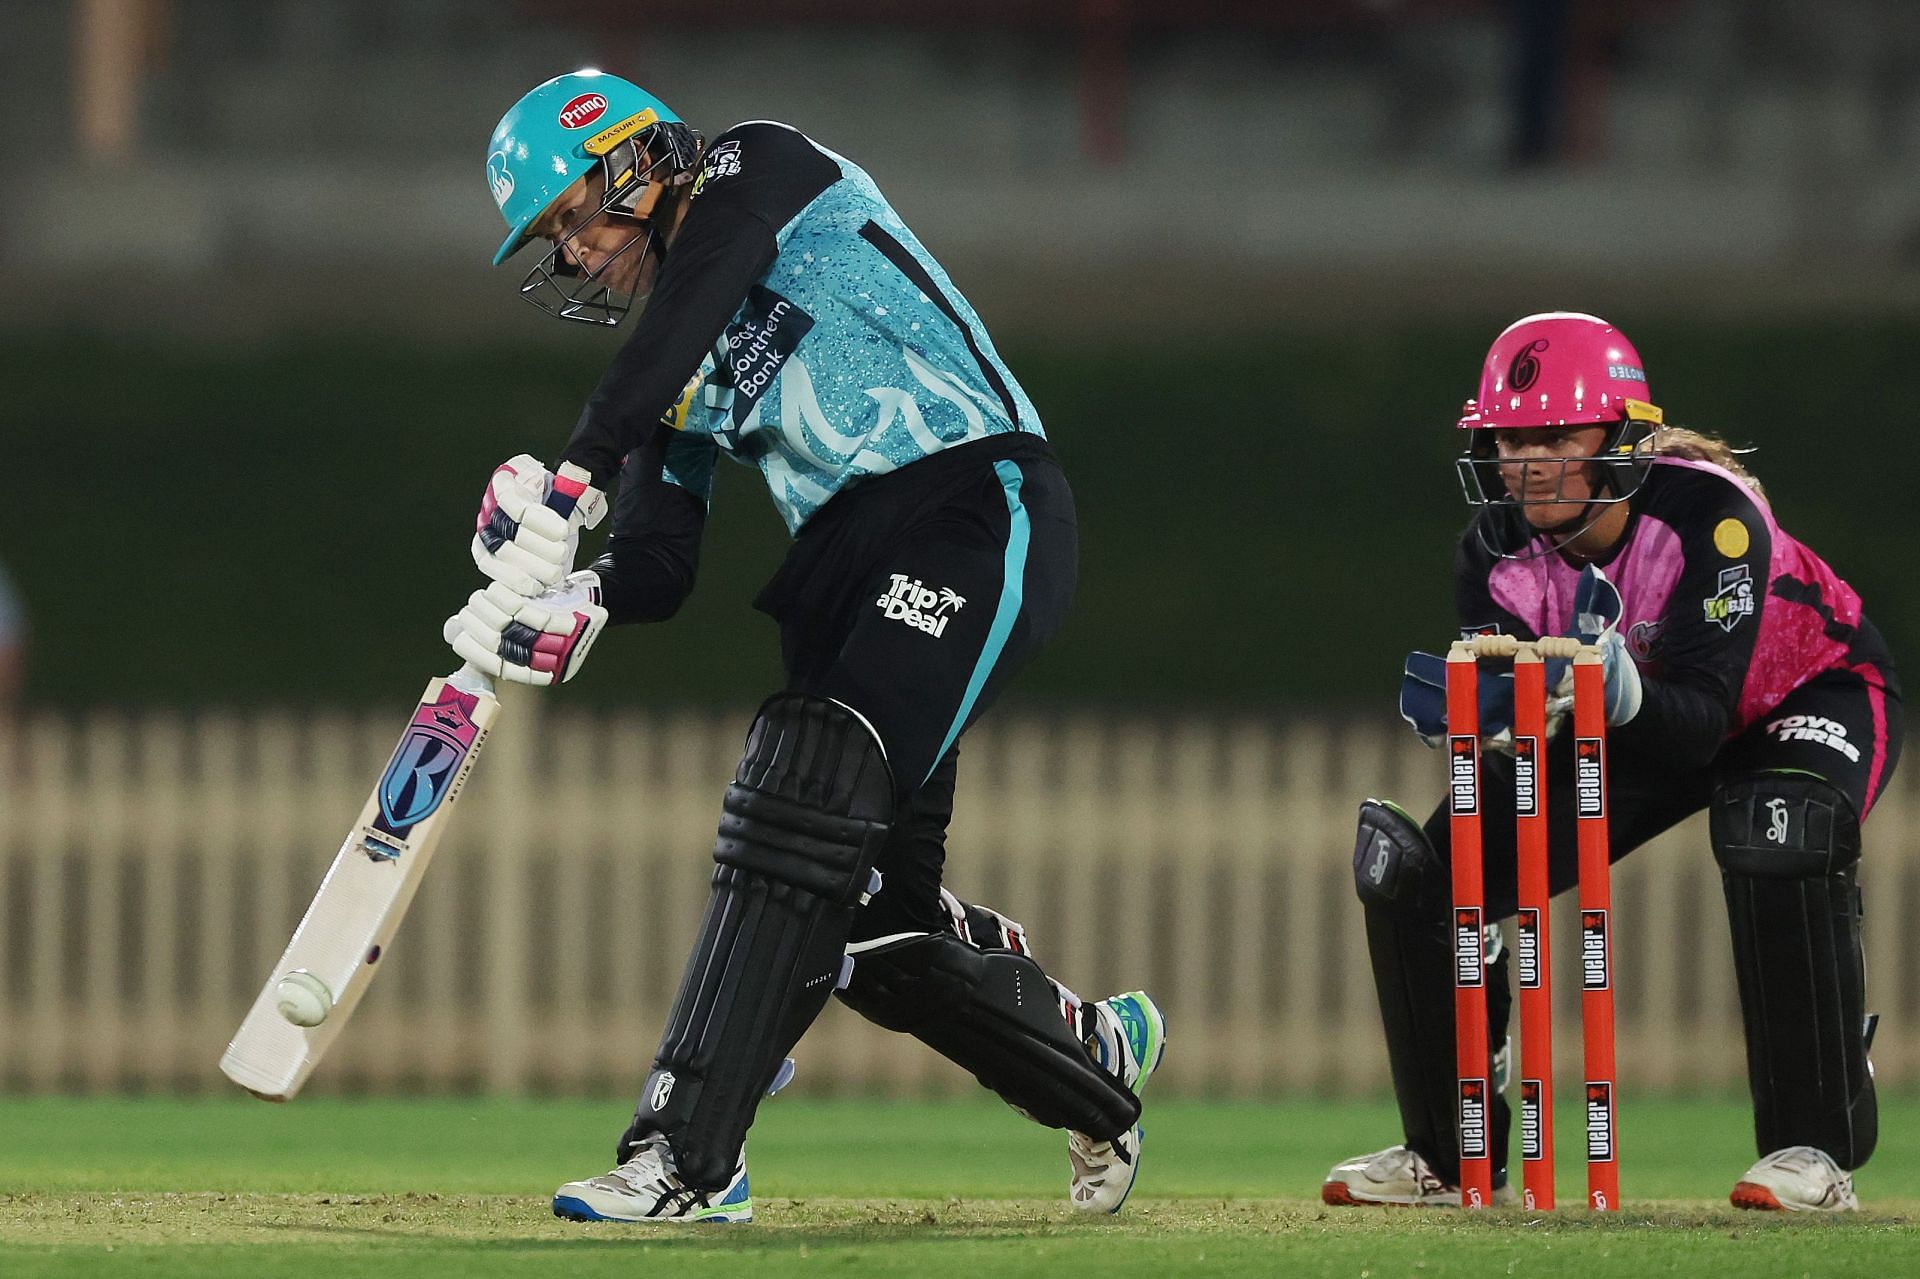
[13, 318, 1911, 712]
[4, 0, 1917, 716]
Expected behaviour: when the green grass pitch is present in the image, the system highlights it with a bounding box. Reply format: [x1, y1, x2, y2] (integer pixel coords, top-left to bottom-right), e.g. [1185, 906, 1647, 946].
[3, 1096, 1916, 1276]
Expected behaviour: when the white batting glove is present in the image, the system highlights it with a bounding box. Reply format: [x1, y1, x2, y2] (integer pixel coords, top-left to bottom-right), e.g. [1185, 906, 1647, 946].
[472, 455, 608, 597]
[444, 571, 608, 687]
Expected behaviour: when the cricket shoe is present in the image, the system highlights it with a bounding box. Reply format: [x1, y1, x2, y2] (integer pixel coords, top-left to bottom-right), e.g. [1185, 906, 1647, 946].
[1321, 1145, 1517, 1207]
[1730, 1145, 1859, 1213]
[552, 1136, 753, 1224]
[1069, 990, 1167, 1214]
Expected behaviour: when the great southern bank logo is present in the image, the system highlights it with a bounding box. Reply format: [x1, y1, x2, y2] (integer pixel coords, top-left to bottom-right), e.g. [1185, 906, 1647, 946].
[876, 574, 965, 637]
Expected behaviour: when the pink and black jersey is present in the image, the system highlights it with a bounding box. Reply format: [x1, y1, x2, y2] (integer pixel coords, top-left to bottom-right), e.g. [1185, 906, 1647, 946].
[1457, 457, 1889, 771]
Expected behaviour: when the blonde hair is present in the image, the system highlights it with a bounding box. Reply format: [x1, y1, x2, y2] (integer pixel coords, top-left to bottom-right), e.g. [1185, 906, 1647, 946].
[1650, 426, 1765, 500]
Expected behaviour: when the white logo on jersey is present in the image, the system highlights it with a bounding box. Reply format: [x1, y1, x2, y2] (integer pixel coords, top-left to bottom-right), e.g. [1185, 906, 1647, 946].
[1765, 713, 1861, 763]
[695, 139, 743, 194]
[876, 574, 965, 638]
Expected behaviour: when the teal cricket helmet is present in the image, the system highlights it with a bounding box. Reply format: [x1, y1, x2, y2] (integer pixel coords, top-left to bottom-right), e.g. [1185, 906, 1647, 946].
[485, 70, 685, 267]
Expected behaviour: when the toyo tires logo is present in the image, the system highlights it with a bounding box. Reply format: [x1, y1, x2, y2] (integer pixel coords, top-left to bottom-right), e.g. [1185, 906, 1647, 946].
[558, 93, 609, 129]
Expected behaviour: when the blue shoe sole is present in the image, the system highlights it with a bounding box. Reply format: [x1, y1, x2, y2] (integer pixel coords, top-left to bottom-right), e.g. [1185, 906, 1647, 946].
[551, 1195, 752, 1224]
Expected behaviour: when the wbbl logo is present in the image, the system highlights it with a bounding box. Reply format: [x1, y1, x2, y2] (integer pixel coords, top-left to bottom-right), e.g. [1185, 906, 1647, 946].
[1520, 1079, 1545, 1161]
[1449, 736, 1478, 815]
[1517, 907, 1543, 989]
[1575, 737, 1605, 818]
[1454, 908, 1484, 988]
[1459, 1078, 1489, 1160]
[1513, 736, 1539, 818]
[1581, 909, 1611, 990]
[1586, 1081, 1615, 1161]
[372, 690, 482, 850]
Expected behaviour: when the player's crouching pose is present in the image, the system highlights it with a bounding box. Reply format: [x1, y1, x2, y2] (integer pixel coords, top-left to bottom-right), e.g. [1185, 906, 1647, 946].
[1324, 313, 1901, 1212]
[449, 71, 1165, 1224]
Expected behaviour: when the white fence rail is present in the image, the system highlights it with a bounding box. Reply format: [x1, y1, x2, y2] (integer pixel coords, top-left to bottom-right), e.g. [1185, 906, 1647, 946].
[1, 705, 1914, 1097]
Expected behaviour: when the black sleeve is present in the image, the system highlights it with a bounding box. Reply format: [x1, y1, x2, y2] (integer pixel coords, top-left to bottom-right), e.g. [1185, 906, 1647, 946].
[1609, 483, 1772, 768]
[557, 123, 842, 487]
[587, 430, 707, 625]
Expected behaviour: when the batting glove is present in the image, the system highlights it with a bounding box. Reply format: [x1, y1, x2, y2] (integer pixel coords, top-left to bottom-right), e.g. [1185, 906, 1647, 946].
[444, 571, 607, 687]
[472, 455, 608, 597]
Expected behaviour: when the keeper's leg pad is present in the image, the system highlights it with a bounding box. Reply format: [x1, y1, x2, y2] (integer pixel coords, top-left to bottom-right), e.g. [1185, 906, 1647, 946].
[837, 933, 1141, 1140]
[1352, 799, 1511, 1181]
[622, 692, 894, 1187]
[1712, 772, 1876, 1168]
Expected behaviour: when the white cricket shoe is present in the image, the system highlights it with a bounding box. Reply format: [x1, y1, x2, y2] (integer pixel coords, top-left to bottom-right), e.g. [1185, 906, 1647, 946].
[552, 1136, 753, 1224]
[1069, 990, 1167, 1214]
[1731, 1145, 1859, 1213]
[1322, 1145, 1517, 1207]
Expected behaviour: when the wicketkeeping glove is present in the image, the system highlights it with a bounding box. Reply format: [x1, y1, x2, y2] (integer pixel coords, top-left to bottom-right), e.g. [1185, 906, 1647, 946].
[444, 571, 607, 686]
[1566, 564, 1643, 726]
[472, 455, 608, 597]
[1400, 650, 1518, 749]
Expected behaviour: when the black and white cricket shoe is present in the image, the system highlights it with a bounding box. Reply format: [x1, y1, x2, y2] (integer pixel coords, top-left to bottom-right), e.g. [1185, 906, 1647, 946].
[552, 1136, 753, 1224]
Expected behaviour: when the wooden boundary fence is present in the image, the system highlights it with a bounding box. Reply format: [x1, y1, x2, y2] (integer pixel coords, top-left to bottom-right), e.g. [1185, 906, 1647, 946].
[2, 705, 1914, 1097]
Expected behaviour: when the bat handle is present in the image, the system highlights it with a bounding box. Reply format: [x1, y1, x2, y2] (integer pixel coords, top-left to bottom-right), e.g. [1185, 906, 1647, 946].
[448, 663, 496, 699]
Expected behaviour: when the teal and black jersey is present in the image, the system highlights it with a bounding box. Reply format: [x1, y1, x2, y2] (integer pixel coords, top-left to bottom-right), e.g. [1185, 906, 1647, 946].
[560, 121, 1043, 543]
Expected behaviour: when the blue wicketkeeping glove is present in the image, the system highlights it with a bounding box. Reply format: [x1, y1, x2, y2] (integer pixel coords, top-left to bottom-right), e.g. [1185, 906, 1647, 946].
[1399, 650, 1516, 749]
[1568, 565, 1643, 726]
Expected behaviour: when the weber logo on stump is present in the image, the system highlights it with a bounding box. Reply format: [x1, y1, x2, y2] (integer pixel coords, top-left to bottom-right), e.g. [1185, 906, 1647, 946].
[1575, 737, 1605, 817]
[1454, 908, 1484, 987]
[1449, 736, 1478, 814]
[1517, 908, 1542, 989]
[1520, 1080, 1545, 1161]
[1459, 1079, 1489, 1160]
[1586, 1082, 1616, 1161]
[1581, 910, 1611, 990]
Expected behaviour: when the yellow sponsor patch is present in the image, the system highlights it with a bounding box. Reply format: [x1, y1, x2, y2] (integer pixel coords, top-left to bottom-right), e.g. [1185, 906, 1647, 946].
[1623, 398, 1664, 425]
[583, 109, 660, 157]
[1714, 517, 1750, 558]
[661, 372, 701, 431]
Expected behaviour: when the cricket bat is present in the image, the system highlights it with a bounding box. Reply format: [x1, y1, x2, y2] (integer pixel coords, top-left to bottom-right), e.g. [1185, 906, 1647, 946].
[221, 664, 500, 1100]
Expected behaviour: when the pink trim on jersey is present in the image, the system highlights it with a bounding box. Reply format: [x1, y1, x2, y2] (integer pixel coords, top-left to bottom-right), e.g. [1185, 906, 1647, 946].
[1489, 457, 1863, 736]
[1850, 662, 1890, 818]
[1655, 458, 1862, 729]
[1488, 514, 1686, 647]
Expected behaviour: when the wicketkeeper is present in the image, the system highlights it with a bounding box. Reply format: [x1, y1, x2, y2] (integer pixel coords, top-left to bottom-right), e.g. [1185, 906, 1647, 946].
[1324, 312, 1901, 1212]
[447, 71, 1165, 1223]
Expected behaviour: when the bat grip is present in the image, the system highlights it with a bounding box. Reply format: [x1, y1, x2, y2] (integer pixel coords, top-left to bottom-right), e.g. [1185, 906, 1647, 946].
[449, 663, 496, 699]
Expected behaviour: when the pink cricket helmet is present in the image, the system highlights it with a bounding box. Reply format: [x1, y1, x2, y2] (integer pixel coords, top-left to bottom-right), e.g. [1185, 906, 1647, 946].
[1456, 311, 1661, 431]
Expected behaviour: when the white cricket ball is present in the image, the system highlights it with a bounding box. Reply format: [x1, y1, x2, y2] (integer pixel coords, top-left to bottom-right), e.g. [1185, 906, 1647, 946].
[275, 969, 334, 1027]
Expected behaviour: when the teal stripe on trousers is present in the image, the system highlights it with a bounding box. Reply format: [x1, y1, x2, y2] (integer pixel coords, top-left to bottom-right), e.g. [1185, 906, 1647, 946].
[927, 459, 1030, 783]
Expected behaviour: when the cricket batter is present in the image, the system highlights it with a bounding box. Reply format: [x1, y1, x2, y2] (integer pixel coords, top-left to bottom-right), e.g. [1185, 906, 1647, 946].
[1324, 312, 1901, 1211]
[446, 71, 1165, 1223]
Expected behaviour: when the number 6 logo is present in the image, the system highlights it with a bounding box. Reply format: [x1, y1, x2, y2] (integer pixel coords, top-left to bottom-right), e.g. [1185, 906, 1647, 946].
[1507, 338, 1549, 392]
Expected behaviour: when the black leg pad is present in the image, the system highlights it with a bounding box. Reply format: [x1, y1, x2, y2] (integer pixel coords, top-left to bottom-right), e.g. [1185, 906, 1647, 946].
[1712, 772, 1876, 1168]
[621, 693, 894, 1187]
[837, 933, 1141, 1140]
[1353, 798, 1511, 1182]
